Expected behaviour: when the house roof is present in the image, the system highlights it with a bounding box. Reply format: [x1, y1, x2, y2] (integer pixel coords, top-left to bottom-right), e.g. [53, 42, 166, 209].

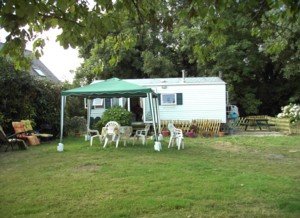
[30, 54, 60, 83]
[0, 42, 60, 83]
[62, 77, 157, 98]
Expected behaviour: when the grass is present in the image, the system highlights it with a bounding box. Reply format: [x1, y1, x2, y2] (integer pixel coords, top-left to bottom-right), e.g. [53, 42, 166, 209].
[0, 135, 299, 217]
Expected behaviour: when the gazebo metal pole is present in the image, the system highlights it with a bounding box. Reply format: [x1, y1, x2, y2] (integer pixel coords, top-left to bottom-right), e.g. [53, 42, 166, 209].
[147, 93, 154, 138]
[155, 97, 161, 133]
[59, 96, 66, 143]
[152, 97, 158, 133]
[127, 98, 130, 111]
[148, 93, 157, 141]
[86, 99, 92, 132]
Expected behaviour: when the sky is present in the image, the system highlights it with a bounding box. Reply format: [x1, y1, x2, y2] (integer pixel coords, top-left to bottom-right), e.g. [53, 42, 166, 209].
[0, 28, 83, 82]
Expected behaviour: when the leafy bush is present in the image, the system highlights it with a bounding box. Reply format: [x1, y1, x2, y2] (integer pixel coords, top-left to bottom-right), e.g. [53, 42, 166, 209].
[0, 57, 62, 135]
[97, 106, 132, 130]
[68, 116, 87, 134]
[0, 57, 89, 136]
[65, 96, 86, 118]
[33, 79, 62, 137]
[94, 120, 104, 132]
[277, 103, 300, 123]
[90, 117, 101, 129]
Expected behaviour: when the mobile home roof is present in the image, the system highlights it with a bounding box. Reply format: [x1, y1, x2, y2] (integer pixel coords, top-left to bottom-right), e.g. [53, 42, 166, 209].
[93, 77, 225, 86]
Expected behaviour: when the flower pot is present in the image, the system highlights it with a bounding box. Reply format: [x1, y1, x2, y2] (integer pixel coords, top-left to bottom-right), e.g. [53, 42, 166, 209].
[218, 131, 225, 137]
[186, 131, 197, 138]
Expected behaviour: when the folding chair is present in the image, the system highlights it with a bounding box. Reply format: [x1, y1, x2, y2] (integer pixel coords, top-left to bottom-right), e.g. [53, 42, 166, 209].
[21, 120, 53, 141]
[12, 122, 40, 146]
[0, 126, 27, 151]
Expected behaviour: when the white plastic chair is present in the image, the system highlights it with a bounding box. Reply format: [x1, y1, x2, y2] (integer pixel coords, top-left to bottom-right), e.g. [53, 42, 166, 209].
[119, 126, 133, 146]
[167, 123, 184, 150]
[134, 124, 150, 145]
[103, 121, 120, 148]
[89, 129, 104, 146]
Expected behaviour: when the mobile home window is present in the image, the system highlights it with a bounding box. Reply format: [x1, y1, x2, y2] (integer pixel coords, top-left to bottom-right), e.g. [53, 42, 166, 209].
[103, 98, 119, 109]
[93, 98, 104, 108]
[112, 98, 119, 107]
[161, 93, 176, 105]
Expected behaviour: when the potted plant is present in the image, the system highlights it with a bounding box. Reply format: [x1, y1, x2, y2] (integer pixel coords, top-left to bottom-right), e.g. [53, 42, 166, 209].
[69, 116, 87, 136]
[161, 128, 170, 137]
[219, 123, 227, 136]
[185, 124, 198, 137]
[218, 131, 225, 137]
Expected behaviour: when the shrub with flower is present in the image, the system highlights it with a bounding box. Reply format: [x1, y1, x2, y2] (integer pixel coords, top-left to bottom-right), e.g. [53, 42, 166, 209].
[277, 103, 300, 123]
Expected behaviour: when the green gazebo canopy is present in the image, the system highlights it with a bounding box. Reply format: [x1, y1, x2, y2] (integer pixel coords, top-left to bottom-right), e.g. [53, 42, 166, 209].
[62, 78, 156, 98]
[59, 78, 160, 148]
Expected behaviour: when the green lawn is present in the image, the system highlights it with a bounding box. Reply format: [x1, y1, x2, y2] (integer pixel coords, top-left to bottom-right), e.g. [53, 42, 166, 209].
[1, 135, 299, 217]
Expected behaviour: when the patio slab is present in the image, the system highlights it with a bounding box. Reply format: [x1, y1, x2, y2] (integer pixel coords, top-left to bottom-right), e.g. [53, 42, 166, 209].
[233, 131, 285, 136]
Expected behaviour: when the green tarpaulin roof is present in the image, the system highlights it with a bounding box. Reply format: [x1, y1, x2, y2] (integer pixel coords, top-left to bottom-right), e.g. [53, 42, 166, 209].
[62, 78, 156, 98]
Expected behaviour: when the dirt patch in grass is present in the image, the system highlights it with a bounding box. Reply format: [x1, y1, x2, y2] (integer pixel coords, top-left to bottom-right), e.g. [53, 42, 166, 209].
[211, 141, 241, 152]
[266, 154, 285, 160]
[74, 163, 101, 172]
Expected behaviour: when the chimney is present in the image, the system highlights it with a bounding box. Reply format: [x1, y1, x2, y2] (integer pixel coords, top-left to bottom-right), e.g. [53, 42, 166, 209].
[218, 71, 223, 78]
[182, 70, 186, 83]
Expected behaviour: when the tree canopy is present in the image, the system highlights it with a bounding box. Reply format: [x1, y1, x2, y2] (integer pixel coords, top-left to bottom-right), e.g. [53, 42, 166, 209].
[1, 0, 299, 115]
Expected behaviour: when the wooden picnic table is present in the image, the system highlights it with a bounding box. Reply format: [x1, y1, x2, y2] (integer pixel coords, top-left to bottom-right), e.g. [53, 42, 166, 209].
[244, 117, 270, 131]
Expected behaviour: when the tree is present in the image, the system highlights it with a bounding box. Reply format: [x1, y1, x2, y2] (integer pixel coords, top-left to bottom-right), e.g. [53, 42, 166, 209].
[0, 0, 161, 69]
[74, 0, 187, 83]
[173, 0, 300, 115]
[1, 0, 299, 115]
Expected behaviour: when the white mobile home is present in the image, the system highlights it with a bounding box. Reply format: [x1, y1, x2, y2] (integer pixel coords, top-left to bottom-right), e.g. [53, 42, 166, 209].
[90, 77, 227, 123]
